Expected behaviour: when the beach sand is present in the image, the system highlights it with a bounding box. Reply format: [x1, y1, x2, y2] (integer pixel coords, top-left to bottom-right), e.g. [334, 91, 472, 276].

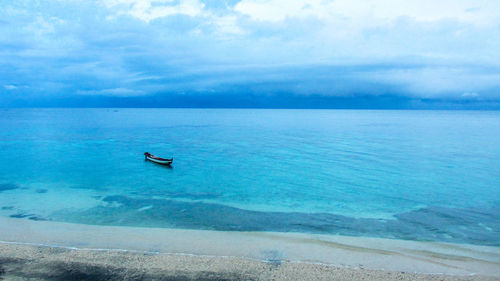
[1, 243, 499, 281]
[0, 217, 499, 280]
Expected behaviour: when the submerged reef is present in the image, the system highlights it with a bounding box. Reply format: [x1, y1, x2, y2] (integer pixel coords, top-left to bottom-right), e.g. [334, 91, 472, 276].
[49, 195, 500, 247]
[0, 183, 19, 193]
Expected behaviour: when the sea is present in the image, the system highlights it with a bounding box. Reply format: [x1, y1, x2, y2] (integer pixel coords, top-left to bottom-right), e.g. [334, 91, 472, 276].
[0, 108, 499, 247]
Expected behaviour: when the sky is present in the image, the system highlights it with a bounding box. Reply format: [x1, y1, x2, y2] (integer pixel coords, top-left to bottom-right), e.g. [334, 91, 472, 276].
[1, 0, 500, 108]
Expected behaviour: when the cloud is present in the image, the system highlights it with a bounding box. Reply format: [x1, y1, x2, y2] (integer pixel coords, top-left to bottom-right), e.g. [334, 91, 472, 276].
[234, 0, 500, 26]
[363, 66, 500, 98]
[77, 88, 147, 97]
[213, 15, 245, 35]
[462, 92, 479, 98]
[4, 85, 17, 90]
[0, 0, 499, 108]
[105, 0, 205, 22]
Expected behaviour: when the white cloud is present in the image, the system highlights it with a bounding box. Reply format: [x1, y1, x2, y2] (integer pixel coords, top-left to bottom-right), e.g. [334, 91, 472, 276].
[77, 88, 147, 97]
[4, 85, 18, 90]
[104, 0, 246, 36]
[214, 15, 245, 35]
[462, 92, 479, 98]
[105, 0, 205, 22]
[234, 0, 500, 26]
[365, 67, 500, 98]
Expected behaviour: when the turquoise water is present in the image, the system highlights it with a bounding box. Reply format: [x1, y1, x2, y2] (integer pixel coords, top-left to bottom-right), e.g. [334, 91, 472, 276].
[0, 108, 499, 246]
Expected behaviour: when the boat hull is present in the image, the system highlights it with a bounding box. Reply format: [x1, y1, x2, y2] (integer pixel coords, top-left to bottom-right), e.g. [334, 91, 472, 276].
[146, 156, 172, 165]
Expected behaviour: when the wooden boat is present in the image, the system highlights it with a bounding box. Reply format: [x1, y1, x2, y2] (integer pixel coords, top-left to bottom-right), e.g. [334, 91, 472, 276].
[144, 152, 173, 165]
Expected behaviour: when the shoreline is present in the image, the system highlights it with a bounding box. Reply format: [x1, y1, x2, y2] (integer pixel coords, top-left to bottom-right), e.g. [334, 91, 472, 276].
[0, 217, 499, 279]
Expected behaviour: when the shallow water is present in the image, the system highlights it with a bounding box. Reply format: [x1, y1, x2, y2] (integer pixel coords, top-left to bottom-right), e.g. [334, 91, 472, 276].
[0, 109, 499, 246]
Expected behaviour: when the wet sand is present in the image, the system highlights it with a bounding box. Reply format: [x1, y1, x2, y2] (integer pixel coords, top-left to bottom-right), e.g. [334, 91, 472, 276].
[0, 217, 499, 280]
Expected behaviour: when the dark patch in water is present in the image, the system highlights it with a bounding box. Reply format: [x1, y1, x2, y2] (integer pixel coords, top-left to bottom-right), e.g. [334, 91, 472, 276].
[9, 213, 30, 218]
[1, 206, 14, 210]
[394, 206, 500, 245]
[0, 183, 19, 192]
[69, 185, 108, 191]
[35, 189, 48, 194]
[8, 213, 45, 221]
[28, 216, 48, 221]
[51, 195, 500, 247]
[131, 191, 222, 200]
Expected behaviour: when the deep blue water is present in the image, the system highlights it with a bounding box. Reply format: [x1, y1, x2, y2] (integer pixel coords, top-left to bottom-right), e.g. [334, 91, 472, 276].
[0, 109, 499, 246]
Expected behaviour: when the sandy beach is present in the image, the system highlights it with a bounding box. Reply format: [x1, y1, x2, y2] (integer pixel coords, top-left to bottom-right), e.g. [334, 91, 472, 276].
[1, 243, 499, 281]
[0, 217, 499, 280]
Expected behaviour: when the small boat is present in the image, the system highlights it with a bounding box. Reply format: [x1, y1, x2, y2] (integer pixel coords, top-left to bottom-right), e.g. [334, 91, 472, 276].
[144, 152, 173, 165]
